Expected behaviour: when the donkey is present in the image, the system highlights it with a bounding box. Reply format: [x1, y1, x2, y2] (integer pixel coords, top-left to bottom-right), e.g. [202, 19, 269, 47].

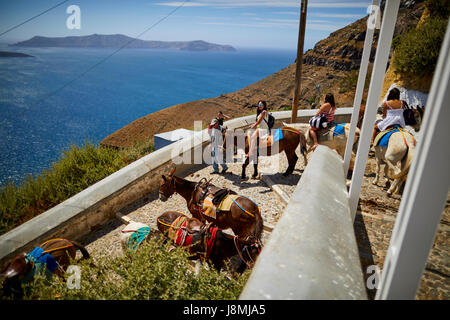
[373, 130, 416, 195]
[1, 238, 90, 298]
[159, 167, 264, 240]
[283, 122, 361, 171]
[157, 211, 262, 273]
[223, 126, 307, 179]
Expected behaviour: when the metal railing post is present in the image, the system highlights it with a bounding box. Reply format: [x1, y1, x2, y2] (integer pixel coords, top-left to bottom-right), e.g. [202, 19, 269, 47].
[376, 19, 450, 300]
[343, 0, 380, 175]
[348, 0, 400, 220]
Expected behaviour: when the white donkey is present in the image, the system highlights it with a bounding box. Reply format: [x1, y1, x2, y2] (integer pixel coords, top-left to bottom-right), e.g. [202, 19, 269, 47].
[373, 130, 416, 195]
[283, 122, 360, 170]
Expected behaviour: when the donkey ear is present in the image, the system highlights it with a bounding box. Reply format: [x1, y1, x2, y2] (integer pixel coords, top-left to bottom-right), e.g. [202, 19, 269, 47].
[162, 175, 167, 182]
[169, 166, 176, 176]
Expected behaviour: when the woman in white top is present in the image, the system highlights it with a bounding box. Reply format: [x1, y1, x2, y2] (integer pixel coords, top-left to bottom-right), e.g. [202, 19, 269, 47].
[247, 100, 269, 159]
[371, 88, 406, 144]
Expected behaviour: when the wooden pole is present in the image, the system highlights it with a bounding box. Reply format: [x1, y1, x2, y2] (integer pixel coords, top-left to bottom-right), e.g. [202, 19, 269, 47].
[291, 0, 308, 123]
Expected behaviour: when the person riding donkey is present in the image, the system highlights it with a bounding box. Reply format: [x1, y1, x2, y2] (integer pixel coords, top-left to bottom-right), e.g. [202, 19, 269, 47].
[371, 87, 406, 146]
[308, 93, 337, 151]
[208, 118, 228, 174]
[246, 100, 275, 163]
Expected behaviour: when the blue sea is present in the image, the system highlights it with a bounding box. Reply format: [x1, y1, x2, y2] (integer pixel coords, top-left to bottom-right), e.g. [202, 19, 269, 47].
[0, 43, 296, 186]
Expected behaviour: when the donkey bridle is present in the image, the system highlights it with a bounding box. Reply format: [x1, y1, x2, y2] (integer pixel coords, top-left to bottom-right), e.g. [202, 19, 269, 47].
[233, 236, 261, 269]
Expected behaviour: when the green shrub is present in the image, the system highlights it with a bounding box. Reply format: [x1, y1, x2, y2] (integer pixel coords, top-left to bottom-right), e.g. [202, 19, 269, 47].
[0, 139, 154, 235]
[425, 0, 450, 20]
[391, 34, 403, 51]
[21, 237, 249, 300]
[393, 17, 447, 77]
[339, 69, 359, 93]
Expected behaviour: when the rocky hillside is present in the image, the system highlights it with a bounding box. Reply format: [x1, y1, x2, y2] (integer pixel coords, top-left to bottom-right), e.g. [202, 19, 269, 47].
[302, 0, 425, 71]
[101, 0, 426, 149]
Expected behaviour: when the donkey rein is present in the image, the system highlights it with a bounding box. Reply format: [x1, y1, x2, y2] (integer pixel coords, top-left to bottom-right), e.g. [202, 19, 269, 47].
[233, 236, 254, 269]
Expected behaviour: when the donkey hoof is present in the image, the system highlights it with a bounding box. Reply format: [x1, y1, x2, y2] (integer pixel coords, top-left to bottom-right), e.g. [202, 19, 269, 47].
[241, 175, 248, 181]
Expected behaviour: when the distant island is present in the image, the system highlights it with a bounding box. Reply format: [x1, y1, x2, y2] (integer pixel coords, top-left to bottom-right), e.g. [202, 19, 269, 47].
[0, 51, 34, 58]
[12, 34, 236, 52]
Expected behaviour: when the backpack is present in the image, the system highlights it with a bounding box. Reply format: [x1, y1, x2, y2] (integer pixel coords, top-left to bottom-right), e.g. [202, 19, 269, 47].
[402, 101, 417, 126]
[264, 113, 275, 129]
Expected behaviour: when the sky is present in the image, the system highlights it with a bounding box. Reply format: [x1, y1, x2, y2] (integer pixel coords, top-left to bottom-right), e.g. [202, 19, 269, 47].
[0, 0, 373, 50]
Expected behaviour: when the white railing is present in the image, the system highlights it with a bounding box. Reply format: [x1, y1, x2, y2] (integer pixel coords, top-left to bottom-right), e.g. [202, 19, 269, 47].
[240, 146, 367, 300]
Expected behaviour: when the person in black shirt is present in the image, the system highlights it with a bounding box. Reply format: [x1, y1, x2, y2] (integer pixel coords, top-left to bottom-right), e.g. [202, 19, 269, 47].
[216, 111, 230, 126]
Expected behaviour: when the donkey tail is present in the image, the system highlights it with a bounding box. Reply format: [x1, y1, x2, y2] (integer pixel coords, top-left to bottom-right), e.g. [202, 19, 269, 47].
[388, 146, 414, 180]
[299, 132, 307, 155]
[70, 241, 90, 260]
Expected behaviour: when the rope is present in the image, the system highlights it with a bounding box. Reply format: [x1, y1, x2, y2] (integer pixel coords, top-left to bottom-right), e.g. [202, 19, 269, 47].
[40, 238, 74, 254]
[42, 245, 74, 254]
[398, 127, 415, 147]
[237, 194, 261, 215]
[156, 212, 189, 229]
[231, 197, 256, 218]
[281, 128, 300, 135]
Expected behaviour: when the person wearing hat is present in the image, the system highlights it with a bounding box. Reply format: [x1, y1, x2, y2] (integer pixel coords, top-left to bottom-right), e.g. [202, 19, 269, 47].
[208, 118, 228, 174]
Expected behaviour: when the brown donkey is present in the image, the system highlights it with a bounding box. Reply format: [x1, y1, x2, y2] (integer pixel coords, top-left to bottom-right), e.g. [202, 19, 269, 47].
[159, 168, 263, 240]
[224, 126, 307, 179]
[157, 211, 262, 273]
[1, 238, 90, 298]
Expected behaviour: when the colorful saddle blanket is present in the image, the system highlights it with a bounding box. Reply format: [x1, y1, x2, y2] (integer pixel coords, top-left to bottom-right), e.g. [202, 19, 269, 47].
[201, 194, 241, 219]
[167, 216, 193, 247]
[272, 128, 283, 142]
[23, 247, 58, 282]
[374, 126, 401, 147]
[332, 123, 349, 136]
[127, 227, 151, 251]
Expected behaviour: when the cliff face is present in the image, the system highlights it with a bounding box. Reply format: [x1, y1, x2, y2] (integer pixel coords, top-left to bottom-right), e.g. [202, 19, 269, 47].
[302, 0, 425, 71]
[100, 1, 426, 149]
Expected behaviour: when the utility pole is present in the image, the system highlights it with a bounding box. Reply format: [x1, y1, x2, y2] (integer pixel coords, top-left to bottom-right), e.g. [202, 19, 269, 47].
[291, 0, 308, 123]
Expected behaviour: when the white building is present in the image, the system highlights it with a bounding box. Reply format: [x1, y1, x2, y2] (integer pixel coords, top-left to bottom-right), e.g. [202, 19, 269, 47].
[154, 128, 195, 151]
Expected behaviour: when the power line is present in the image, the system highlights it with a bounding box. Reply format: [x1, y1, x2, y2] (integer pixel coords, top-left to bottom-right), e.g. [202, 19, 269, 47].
[33, 0, 190, 107]
[0, 0, 70, 38]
